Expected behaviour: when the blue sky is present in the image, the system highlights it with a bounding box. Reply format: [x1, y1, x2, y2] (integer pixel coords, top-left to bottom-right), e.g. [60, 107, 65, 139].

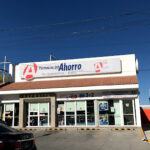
[0, 0, 150, 105]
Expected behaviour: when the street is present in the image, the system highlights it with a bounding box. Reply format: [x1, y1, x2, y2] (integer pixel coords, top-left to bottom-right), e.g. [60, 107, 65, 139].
[31, 128, 150, 150]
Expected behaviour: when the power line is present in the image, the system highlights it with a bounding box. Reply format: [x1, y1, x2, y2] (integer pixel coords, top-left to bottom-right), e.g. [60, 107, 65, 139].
[1, 17, 150, 44]
[0, 9, 150, 32]
[139, 69, 150, 72]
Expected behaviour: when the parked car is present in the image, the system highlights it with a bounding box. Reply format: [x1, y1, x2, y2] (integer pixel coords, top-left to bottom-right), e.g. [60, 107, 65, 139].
[0, 122, 36, 150]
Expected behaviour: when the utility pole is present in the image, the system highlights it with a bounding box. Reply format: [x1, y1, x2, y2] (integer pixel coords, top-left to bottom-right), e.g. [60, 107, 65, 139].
[3, 56, 6, 83]
[0, 56, 13, 83]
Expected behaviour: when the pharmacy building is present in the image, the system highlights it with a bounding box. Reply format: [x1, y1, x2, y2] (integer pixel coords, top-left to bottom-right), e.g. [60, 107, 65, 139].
[0, 54, 141, 128]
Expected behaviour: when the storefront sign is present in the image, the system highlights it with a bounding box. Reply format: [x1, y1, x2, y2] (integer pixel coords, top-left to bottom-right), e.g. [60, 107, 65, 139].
[20, 58, 121, 80]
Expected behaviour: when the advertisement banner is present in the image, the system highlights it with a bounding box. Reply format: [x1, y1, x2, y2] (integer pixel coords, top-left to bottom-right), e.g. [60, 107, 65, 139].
[20, 58, 121, 80]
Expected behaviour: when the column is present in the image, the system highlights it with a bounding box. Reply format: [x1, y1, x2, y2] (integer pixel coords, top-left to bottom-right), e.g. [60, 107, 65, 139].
[94, 99, 99, 127]
[19, 98, 24, 128]
[51, 96, 56, 127]
[120, 100, 124, 126]
[135, 96, 141, 127]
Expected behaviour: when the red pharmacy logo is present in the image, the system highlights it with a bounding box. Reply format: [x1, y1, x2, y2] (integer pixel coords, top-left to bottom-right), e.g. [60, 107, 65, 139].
[94, 62, 103, 72]
[23, 63, 37, 80]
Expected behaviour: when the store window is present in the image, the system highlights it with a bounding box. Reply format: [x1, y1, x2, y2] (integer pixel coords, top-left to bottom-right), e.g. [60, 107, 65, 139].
[113, 100, 121, 125]
[66, 102, 75, 126]
[3, 103, 19, 127]
[99, 100, 121, 125]
[5, 104, 14, 126]
[57, 102, 64, 126]
[57, 100, 95, 127]
[28, 102, 50, 126]
[123, 100, 134, 125]
[14, 103, 19, 126]
[0, 104, 3, 121]
[77, 101, 85, 126]
[87, 101, 95, 125]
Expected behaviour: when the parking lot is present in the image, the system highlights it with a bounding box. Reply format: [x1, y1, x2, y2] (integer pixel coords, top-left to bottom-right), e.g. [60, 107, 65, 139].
[29, 128, 150, 150]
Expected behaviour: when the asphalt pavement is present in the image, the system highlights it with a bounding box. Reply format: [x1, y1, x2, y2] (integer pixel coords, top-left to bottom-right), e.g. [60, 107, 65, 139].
[30, 128, 150, 150]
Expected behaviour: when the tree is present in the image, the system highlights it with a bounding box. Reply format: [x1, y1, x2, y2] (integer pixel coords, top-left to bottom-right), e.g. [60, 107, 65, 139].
[0, 73, 9, 83]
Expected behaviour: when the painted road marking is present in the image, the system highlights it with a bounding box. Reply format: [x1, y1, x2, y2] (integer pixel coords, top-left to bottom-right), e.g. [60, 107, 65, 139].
[147, 140, 150, 143]
[139, 127, 150, 143]
[139, 127, 145, 138]
[96, 128, 107, 138]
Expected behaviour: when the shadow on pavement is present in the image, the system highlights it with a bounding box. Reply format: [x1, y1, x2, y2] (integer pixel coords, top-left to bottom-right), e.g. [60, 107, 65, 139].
[142, 125, 150, 132]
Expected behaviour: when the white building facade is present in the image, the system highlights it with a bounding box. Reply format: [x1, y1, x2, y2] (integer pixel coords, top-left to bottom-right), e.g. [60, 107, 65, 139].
[0, 54, 141, 128]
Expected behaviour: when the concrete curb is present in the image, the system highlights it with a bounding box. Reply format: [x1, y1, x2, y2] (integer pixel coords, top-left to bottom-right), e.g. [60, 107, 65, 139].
[17, 128, 37, 131]
[77, 128, 99, 131]
[111, 128, 135, 131]
[16, 128, 66, 131]
[46, 128, 66, 131]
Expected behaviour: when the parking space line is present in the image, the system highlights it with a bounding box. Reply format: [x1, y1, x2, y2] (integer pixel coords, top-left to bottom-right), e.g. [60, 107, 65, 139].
[139, 127, 150, 143]
[139, 127, 145, 138]
[139, 127, 149, 143]
[96, 128, 107, 138]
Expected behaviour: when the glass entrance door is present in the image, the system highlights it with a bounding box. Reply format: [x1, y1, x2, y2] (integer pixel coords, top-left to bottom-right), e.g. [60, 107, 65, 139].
[39, 103, 49, 126]
[29, 103, 38, 126]
[28, 102, 50, 127]
[76, 101, 86, 126]
[66, 102, 75, 126]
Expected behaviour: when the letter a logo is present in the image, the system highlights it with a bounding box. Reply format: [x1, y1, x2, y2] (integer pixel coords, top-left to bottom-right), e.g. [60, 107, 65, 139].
[23, 63, 37, 80]
[94, 62, 103, 73]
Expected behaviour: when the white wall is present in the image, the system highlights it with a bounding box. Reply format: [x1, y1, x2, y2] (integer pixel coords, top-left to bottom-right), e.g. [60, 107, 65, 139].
[9, 54, 137, 83]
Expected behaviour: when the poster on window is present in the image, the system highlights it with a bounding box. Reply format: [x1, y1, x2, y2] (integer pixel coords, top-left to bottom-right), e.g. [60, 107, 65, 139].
[99, 114, 108, 125]
[66, 102, 75, 112]
[77, 101, 85, 111]
[39, 103, 48, 113]
[99, 102, 108, 111]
